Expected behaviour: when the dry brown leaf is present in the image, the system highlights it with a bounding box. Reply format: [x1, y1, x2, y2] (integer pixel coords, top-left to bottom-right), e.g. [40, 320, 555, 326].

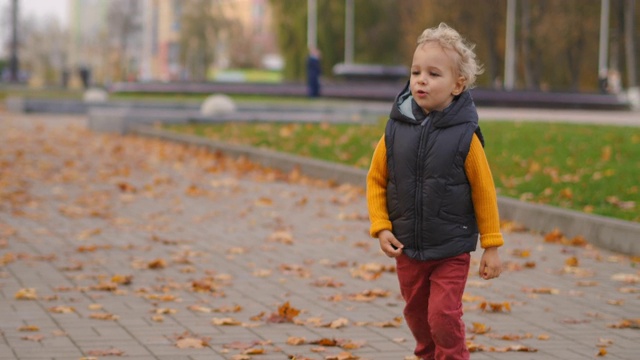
[187, 304, 212, 313]
[287, 336, 307, 345]
[479, 301, 511, 312]
[211, 317, 242, 326]
[311, 277, 344, 288]
[49, 306, 75, 314]
[607, 318, 640, 329]
[111, 274, 132, 285]
[89, 312, 119, 321]
[611, 273, 640, 283]
[565, 256, 579, 267]
[267, 230, 294, 244]
[154, 308, 177, 314]
[469, 322, 491, 334]
[325, 318, 349, 329]
[18, 325, 40, 332]
[147, 258, 167, 269]
[176, 337, 208, 349]
[311, 338, 338, 347]
[325, 351, 360, 360]
[243, 347, 265, 355]
[266, 301, 300, 323]
[522, 287, 560, 295]
[86, 348, 126, 356]
[88, 304, 103, 310]
[21, 334, 45, 342]
[15, 288, 37, 300]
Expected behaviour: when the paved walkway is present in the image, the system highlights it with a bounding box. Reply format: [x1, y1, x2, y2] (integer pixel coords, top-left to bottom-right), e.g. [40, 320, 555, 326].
[0, 113, 639, 360]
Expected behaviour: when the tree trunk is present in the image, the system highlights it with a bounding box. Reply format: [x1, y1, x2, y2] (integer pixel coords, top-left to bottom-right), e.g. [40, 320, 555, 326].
[625, 0, 637, 87]
[520, 0, 535, 89]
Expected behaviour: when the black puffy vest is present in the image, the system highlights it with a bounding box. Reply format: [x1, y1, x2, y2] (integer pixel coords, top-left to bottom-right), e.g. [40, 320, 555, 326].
[385, 82, 484, 261]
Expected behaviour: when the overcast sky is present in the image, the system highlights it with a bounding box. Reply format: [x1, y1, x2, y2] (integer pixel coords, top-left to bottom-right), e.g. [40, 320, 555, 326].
[1, 0, 68, 57]
[2, 0, 69, 24]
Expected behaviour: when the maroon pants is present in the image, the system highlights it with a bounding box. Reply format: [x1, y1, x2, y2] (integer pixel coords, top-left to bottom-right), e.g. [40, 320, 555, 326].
[396, 252, 471, 360]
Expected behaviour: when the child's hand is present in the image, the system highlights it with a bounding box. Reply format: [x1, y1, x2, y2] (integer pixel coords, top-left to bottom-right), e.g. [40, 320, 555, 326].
[378, 230, 403, 257]
[479, 247, 502, 280]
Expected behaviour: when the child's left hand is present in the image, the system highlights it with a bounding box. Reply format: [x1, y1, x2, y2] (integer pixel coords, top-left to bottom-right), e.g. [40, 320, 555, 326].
[479, 247, 502, 280]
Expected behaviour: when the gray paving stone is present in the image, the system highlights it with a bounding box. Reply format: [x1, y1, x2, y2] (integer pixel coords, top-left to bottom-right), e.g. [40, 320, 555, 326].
[1, 113, 639, 360]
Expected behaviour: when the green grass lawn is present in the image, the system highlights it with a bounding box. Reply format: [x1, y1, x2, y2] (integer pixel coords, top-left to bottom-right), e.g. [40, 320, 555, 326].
[166, 119, 640, 223]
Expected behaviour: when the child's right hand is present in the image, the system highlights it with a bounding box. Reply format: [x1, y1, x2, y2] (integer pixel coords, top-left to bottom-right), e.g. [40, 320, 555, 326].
[378, 230, 403, 257]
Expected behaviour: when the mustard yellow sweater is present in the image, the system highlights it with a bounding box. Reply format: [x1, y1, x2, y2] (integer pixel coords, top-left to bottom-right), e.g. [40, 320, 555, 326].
[366, 133, 504, 249]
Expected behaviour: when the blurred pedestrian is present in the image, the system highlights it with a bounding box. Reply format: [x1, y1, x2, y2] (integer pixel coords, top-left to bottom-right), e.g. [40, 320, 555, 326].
[306, 47, 321, 97]
[366, 23, 503, 360]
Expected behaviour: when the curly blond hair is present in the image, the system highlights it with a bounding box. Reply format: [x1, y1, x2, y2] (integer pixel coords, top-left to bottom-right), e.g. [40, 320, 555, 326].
[417, 23, 484, 89]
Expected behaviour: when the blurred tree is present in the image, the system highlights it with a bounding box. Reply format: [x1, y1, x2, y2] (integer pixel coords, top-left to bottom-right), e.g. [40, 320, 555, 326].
[623, 0, 637, 88]
[269, 0, 635, 92]
[107, 0, 142, 82]
[20, 15, 67, 86]
[268, 0, 307, 80]
[178, 0, 240, 81]
[268, 0, 403, 81]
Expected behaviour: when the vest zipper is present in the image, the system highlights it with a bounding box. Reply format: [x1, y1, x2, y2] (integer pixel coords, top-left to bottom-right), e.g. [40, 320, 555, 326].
[414, 117, 431, 255]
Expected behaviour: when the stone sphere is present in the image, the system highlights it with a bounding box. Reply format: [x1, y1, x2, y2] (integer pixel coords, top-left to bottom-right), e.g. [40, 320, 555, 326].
[83, 88, 109, 103]
[200, 94, 236, 116]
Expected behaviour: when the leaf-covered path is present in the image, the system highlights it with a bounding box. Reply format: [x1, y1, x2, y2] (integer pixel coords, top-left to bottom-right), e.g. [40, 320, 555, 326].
[0, 113, 638, 360]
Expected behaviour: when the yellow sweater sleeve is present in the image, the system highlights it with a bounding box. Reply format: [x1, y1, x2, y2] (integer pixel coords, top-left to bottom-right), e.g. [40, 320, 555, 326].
[366, 135, 392, 237]
[465, 134, 504, 248]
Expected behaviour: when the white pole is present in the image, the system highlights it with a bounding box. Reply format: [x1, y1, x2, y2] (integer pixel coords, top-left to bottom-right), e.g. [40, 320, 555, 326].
[598, 0, 610, 81]
[504, 0, 516, 90]
[307, 0, 317, 50]
[345, 0, 354, 64]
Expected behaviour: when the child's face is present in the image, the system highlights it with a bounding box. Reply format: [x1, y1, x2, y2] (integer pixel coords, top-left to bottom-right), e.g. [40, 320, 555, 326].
[410, 42, 465, 113]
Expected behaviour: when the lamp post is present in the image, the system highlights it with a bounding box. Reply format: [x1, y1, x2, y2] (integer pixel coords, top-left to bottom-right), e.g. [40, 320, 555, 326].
[9, 0, 20, 83]
[307, 0, 317, 50]
[503, 0, 516, 90]
[344, 0, 354, 64]
[598, 0, 610, 92]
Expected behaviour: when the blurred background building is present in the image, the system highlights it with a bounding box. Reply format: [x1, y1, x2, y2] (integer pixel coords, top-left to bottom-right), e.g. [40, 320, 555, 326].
[0, 0, 279, 87]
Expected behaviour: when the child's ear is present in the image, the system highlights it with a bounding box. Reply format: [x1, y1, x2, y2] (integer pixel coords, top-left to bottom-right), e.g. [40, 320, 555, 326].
[452, 76, 466, 96]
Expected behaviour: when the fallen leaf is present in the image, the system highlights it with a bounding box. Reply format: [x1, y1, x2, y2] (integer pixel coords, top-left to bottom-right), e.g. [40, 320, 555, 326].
[212, 317, 242, 326]
[21, 334, 45, 342]
[325, 351, 360, 360]
[86, 348, 126, 356]
[287, 336, 306, 345]
[611, 273, 639, 283]
[267, 230, 294, 244]
[266, 301, 300, 323]
[607, 318, 640, 329]
[15, 288, 37, 300]
[565, 256, 579, 267]
[49, 306, 75, 314]
[176, 337, 208, 349]
[90, 312, 119, 321]
[243, 347, 265, 355]
[311, 277, 344, 288]
[147, 258, 167, 269]
[469, 322, 491, 334]
[479, 301, 511, 312]
[18, 325, 40, 332]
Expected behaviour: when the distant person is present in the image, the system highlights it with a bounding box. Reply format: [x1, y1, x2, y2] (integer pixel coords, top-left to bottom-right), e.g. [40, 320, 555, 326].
[79, 66, 90, 89]
[306, 47, 321, 97]
[366, 23, 503, 360]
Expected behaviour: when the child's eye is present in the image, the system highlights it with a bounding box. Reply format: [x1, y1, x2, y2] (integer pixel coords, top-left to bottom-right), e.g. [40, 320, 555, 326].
[430, 72, 440, 77]
[411, 71, 420, 75]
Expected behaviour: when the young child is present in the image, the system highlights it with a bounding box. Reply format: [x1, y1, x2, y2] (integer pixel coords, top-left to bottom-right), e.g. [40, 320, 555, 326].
[366, 23, 503, 360]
